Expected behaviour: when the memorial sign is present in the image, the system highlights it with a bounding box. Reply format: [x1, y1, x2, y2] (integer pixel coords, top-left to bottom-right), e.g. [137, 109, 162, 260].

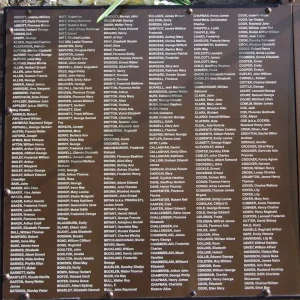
[2, 5, 300, 299]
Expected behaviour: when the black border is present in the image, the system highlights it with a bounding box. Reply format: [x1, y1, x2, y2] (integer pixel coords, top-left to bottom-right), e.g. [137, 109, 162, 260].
[1, 7, 8, 300]
[291, 1, 300, 280]
[3, 3, 281, 10]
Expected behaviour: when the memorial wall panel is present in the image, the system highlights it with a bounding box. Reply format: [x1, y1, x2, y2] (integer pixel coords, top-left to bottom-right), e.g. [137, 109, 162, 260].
[2, 5, 300, 299]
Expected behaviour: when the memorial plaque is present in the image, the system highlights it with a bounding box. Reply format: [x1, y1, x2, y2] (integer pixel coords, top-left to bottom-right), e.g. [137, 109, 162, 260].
[3, 5, 300, 299]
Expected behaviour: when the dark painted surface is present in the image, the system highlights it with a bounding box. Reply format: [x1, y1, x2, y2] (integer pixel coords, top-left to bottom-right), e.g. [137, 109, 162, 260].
[2, 5, 300, 299]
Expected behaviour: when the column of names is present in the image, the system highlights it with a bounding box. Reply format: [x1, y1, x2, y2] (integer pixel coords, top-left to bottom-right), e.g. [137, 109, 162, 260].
[56, 14, 100, 293]
[9, 13, 52, 295]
